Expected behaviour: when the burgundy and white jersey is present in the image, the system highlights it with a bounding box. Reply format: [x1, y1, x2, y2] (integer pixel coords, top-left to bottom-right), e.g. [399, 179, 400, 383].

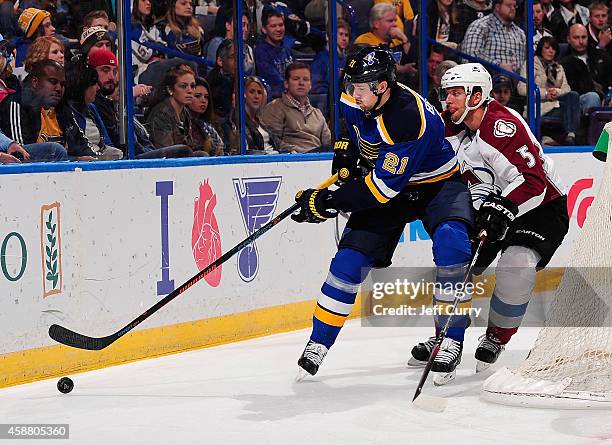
[445, 100, 565, 216]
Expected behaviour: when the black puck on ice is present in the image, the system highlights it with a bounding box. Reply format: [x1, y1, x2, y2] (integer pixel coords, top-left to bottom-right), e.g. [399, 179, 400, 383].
[57, 377, 74, 394]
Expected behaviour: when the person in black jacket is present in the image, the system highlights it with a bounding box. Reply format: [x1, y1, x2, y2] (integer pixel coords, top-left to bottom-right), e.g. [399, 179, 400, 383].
[560, 23, 611, 115]
[0, 60, 94, 160]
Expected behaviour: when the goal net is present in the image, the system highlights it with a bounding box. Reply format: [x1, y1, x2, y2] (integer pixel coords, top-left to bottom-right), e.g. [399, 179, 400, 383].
[481, 148, 612, 409]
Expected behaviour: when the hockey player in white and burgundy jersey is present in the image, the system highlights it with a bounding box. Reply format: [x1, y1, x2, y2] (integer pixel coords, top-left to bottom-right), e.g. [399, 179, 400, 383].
[409, 63, 570, 373]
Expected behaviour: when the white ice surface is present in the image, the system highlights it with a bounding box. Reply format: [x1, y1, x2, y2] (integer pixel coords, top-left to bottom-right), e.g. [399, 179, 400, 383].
[1, 322, 611, 445]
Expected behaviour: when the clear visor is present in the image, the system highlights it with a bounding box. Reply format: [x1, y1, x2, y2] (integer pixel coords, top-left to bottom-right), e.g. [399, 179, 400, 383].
[344, 80, 379, 97]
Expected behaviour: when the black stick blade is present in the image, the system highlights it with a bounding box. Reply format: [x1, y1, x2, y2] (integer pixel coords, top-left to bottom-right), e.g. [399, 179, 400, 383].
[49, 324, 116, 350]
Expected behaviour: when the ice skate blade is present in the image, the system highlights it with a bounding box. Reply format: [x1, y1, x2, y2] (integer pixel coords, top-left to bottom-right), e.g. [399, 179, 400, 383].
[295, 367, 310, 382]
[407, 357, 428, 367]
[475, 360, 491, 373]
[433, 370, 456, 386]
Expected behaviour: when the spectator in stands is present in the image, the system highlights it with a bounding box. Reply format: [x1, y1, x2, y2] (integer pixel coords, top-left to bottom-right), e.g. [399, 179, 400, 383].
[560, 23, 612, 114]
[206, 38, 234, 121]
[460, 0, 525, 72]
[518, 35, 579, 145]
[354, 3, 416, 79]
[244, 76, 282, 153]
[587, 2, 611, 54]
[0, 32, 18, 95]
[425, 0, 460, 49]
[454, 0, 492, 43]
[311, 18, 349, 95]
[88, 49, 188, 158]
[541, 0, 554, 27]
[0, 60, 90, 161]
[373, 0, 414, 33]
[490, 75, 513, 107]
[146, 64, 205, 152]
[549, 0, 588, 43]
[256, 1, 325, 50]
[206, 10, 253, 75]
[261, 62, 331, 153]
[0, 0, 19, 39]
[131, 0, 166, 83]
[80, 26, 112, 55]
[162, 0, 206, 57]
[428, 59, 457, 111]
[533, 0, 553, 49]
[82, 10, 115, 34]
[63, 60, 123, 159]
[254, 7, 293, 99]
[24, 36, 64, 72]
[15, 8, 56, 66]
[187, 77, 225, 156]
[67, 0, 115, 39]
[427, 46, 445, 86]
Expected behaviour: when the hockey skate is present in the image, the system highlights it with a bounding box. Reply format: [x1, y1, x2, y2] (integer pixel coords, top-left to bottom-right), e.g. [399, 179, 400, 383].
[475, 334, 505, 373]
[431, 338, 463, 386]
[296, 340, 328, 382]
[407, 336, 437, 367]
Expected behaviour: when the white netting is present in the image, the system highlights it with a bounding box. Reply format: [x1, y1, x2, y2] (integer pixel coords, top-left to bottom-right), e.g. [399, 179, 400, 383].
[483, 150, 612, 408]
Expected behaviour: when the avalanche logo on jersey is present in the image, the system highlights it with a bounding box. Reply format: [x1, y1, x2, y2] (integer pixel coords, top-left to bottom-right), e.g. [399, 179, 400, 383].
[233, 176, 282, 282]
[461, 160, 501, 208]
[493, 119, 517, 138]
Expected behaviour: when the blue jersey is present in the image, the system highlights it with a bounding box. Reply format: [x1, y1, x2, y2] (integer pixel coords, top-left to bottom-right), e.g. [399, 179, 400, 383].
[337, 83, 458, 207]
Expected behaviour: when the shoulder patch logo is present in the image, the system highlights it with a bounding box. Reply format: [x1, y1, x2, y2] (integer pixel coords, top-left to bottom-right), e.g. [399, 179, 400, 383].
[493, 119, 517, 138]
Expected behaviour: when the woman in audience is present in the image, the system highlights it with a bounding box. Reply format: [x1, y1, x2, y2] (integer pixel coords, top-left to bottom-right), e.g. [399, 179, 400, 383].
[145, 64, 207, 153]
[426, 0, 460, 48]
[131, 0, 166, 82]
[187, 77, 225, 156]
[162, 0, 206, 57]
[62, 60, 124, 160]
[24, 36, 65, 73]
[244, 76, 282, 154]
[518, 36, 580, 145]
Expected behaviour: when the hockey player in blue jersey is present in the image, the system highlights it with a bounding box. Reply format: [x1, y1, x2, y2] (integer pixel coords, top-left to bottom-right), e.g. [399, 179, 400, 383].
[292, 47, 474, 384]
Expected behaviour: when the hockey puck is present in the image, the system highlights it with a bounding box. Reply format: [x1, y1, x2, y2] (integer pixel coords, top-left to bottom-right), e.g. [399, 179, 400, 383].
[57, 377, 74, 394]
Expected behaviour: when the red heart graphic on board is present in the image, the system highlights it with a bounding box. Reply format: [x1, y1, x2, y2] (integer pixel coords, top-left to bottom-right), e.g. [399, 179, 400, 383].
[191, 180, 222, 287]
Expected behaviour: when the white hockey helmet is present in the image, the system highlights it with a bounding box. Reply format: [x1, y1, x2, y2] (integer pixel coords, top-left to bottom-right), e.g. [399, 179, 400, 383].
[440, 63, 492, 124]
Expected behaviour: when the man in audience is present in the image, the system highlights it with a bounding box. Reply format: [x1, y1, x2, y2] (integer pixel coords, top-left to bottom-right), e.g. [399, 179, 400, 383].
[549, 0, 589, 43]
[587, 2, 612, 54]
[206, 10, 252, 75]
[354, 3, 416, 80]
[428, 59, 457, 111]
[454, 0, 493, 43]
[89, 50, 192, 158]
[254, 7, 293, 99]
[207, 39, 235, 122]
[261, 62, 331, 153]
[534, 0, 553, 49]
[560, 23, 612, 114]
[461, 0, 525, 72]
[80, 25, 113, 55]
[0, 59, 92, 160]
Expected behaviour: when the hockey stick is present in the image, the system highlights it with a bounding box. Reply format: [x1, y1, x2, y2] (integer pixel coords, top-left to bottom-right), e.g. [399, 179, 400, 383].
[412, 231, 487, 411]
[48, 173, 338, 351]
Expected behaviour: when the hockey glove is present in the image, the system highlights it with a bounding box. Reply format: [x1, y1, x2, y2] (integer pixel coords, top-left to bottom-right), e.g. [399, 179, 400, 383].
[477, 193, 519, 242]
[291, 189, 338, 223]
[332, 137, 363, 185]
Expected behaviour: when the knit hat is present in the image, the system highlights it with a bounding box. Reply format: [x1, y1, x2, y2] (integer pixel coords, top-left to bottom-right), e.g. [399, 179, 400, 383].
[18, 8, 51, 39]
[80, 26, 111, 56]
[87, 49, 118, 67]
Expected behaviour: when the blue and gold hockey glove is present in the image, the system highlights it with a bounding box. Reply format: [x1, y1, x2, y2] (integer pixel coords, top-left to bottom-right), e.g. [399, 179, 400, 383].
[332, 137, 363, 185]
[291, 189, 338, 223]
[477, 193, 519, 242]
